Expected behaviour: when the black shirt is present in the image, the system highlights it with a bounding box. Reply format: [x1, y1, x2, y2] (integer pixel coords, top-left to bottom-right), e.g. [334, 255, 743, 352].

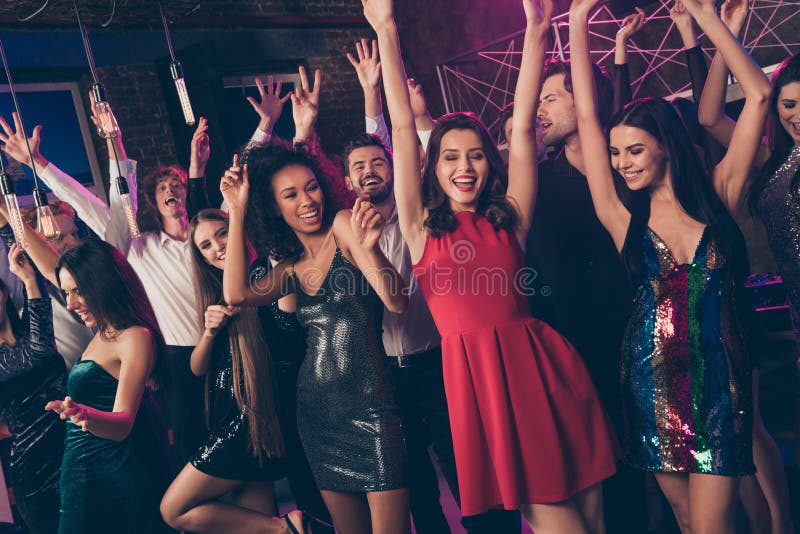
[525, 149, 632, 343]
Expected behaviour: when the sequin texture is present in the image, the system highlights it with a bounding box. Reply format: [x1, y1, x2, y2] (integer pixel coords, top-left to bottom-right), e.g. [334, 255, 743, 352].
[758, 145, 800, 338]
[294, 247, 407, 491]
[622, 228, 753, 475]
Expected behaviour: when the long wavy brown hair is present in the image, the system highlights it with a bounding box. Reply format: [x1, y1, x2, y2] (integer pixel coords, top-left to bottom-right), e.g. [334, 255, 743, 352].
[189, 209, 284, 459]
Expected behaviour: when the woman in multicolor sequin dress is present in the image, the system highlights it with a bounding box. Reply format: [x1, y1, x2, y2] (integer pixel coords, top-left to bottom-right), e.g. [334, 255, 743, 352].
[570, 0, 772, 530]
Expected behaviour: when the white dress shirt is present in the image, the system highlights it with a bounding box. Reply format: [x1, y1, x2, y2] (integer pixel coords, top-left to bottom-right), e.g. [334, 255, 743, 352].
[379, 207, 440, 357]
[38, 158, 201, 347]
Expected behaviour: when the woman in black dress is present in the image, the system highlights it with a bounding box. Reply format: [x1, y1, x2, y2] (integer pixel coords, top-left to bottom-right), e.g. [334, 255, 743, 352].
[160, 208, 307, 534]
[222, 142, 411, 534]
[0, 244, 65, 534]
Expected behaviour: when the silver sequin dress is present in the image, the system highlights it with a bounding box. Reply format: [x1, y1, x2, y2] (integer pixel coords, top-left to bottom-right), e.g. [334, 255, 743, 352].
[293, 247, 407, 492]
[758, 145, 800, 338]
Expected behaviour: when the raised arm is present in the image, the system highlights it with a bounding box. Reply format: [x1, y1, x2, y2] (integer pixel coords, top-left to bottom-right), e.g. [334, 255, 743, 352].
[187, 117, 212, 218]
[47, 326, 152, 441]
[0, 245, 58, 382]
[348, 39, 394, 150]
[408, 78, 436, 151]
[245, 76, 291, 149]
[507, 0, 552, 242]
[0, 204, 61, 287]
[220, 157, 291, 307]
[570, 0, 631, 249]
[336, 200, 407, 313]
[686, 0, 771, 210]
[613, 7, 645, 112]
[364, 0, 426, 262]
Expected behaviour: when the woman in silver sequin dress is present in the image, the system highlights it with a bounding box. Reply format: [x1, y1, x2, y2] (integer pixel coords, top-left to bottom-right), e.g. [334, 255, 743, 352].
[160, 208, 306, 534]
[699, 43, 800, 532]
[221, 141, 411, 534]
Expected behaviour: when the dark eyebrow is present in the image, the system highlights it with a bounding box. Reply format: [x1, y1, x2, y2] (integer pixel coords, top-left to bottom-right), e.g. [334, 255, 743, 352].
[279, 186, 296, 194]
[780, 98, 797, 103]
[625, 143, 646, 150]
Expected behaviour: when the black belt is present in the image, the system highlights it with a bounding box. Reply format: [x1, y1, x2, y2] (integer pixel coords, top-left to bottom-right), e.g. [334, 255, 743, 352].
[386, 346, 442, 368]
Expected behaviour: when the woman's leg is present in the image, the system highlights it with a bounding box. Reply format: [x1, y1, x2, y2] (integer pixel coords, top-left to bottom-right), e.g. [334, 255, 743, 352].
[160, 463, 296, 533]
[365, 488, 412, 534]
[653, 472, 691, 533]
[687, 473, 739, 534]
[320, 490, 373, 534]
[519, 499, 589, 534]
[738, 475, 771, 533]
[749, 369, 795, 534]
[231, 481, 277, 515]
[573, 482, 606, 534]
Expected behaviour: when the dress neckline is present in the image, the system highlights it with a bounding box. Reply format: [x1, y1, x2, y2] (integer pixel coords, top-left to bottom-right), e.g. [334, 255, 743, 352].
[294, 247, 342, 298]
[647, 226, 709, 267]
[74, 359, 118, 381]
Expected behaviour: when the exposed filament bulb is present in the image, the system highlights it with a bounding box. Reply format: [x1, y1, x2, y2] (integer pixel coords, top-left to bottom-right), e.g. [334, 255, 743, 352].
[116, 175, 140, 239]
[171, 62, 195, 125]
[33, 188, 61, 241]
[1, 172, 27, 249]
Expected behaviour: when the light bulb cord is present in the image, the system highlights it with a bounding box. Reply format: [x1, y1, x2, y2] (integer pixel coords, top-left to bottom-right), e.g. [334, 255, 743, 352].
[0, 39, 44, 191]
[74, 0, 100, 84]
[158, 0, 178, 63]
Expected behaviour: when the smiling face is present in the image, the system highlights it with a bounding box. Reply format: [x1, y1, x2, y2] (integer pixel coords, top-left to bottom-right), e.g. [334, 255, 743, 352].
[434, 128, 490, 211]
[538, 73, 578, 146]
[193, 219, 228, 270]
[272, 164, 325, 234]
[345, 145, 394, 204]
[609, 125, 669, 191]
[777, 81, 800, 145]
[60, 268, 97, 328]
[154, 175, 188, 220]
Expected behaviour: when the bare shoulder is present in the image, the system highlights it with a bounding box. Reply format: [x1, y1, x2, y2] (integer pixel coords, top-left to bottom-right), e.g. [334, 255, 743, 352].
[116, 326, 154, 351]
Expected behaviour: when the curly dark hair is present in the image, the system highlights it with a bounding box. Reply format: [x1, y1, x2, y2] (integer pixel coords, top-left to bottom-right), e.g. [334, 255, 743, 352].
[421, 112, 518, 237]
[136, 166, 188, 234]
[242, 140, 353, 262]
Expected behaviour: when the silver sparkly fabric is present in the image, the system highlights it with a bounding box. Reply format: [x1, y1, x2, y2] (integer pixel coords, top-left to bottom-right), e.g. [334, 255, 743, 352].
[293, 248, 407, 491]
[758, 145, 800, 334]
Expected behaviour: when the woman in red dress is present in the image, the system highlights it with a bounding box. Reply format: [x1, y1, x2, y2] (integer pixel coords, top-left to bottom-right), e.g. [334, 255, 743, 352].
[363, 0, 618, 531]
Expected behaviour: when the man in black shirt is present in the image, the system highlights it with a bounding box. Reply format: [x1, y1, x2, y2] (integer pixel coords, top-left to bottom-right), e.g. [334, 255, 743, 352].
[524, 59, 647, 533]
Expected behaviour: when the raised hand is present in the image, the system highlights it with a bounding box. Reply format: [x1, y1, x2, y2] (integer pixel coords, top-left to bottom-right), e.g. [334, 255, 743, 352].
[680, 0, 717, 15]
[8, 244, 35, 286]
[407, 78, 428, 118]
[670, 0, 692, 29]
[617, 7, 646, 43]
[351, 195, 385, 249]
[362, 0, 394, 29]
[523, 0, 554, 32]
[720, 0, 749, 36]
[247, 75, 291, 133]
[203, 304, 235, 336]
[45, 396, 89, 431]
[0, 112, 45, 170]
[219, 154, 250, 214]
[347, 38, 382, 90]
[189, 117, 211, 178]
[291, 66, 322, 143]
[88, 91, 119, 139]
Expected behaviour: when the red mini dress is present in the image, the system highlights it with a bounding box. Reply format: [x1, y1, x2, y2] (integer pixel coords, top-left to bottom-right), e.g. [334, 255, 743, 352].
[412, 211, 618, 516]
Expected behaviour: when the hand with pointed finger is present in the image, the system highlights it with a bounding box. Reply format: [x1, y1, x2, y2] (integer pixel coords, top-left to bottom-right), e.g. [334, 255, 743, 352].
[219, 154, 250, 214]
[247, 75, 291, 133]
[291, 66, 322, 143]
[189, 117, 211, 177]
[351, 195, 385, 249]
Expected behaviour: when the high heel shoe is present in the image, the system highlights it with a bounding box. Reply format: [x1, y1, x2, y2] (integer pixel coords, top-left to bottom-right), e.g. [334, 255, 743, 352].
[282, 510, 334, 534]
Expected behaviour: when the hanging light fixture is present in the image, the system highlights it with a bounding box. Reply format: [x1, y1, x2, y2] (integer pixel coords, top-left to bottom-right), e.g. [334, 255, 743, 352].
[74, 0, 139, 238]
[0, 153, 27, 249]
[159, 0, 196, 126]
[0, 38, 60, 244]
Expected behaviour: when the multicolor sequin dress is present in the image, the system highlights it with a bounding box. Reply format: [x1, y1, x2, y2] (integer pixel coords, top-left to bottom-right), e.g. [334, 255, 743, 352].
[622, 227, 754, 475]
[758, 144, 800, 339]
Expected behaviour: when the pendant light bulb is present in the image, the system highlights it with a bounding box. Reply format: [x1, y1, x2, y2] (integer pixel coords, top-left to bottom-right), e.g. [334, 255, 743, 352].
[33, 188, 62, 241]
[91, 83, 120, 139]
[170, 61, 195, 125]
[0, 172, 28, 249]
[115, 175, 140, 239]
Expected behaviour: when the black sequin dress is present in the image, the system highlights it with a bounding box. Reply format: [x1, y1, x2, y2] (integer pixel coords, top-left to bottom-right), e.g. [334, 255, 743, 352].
[293, 247, 407, 491]
[0, 297, 65, 534]
[190, 325, 287, 481]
